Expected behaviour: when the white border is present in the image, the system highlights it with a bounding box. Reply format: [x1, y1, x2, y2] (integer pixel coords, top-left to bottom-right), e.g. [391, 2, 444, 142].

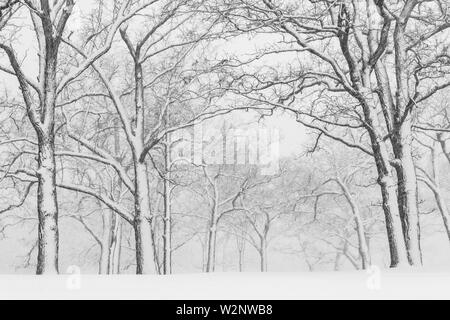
[1, 270, 450, 300]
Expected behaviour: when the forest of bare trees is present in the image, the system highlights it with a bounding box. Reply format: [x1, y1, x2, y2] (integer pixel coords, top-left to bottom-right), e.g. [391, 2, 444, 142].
[0, 0, 449, 275]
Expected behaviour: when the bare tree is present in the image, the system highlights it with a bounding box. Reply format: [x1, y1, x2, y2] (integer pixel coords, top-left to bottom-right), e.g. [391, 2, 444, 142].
[0, 0, 159, 274]
[217, 0, 450, 267]
[199, 165, 249, 272]
[52, 0, 228, 273]
[416, 137, 450, 244]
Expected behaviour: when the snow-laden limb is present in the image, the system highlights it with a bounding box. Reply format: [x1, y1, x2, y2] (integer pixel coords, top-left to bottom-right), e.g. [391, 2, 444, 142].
[56, 182, 134, 225]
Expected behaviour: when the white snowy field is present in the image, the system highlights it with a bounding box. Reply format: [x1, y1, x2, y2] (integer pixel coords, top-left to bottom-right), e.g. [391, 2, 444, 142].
[1, 270, 450, 300]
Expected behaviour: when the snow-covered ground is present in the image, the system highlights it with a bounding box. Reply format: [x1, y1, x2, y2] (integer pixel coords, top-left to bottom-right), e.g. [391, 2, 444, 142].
[1, 269, 450, 300]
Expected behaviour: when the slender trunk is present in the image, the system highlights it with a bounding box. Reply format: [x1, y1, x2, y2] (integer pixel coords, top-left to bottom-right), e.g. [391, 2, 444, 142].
[163, 142, 172, 274]
[430, 185, 450, 243]
[334, 251, 343, 271]
[259, 237, 267, 272]
[200, 236, 207, 273]
[36, 133, 59, 275]
[134, 160, 154, 274]
[206, 213, 218, 272]
[99, 211, 114, 274]
[237, 245, 245, 272]
[162, 189, 171, 274]
[432, 146, 450, 243]
[150, 218, 161, 274]
[337, 179, 371, 269]
[109, 119, 123, 274]
[98, 246, 105, 274]
[213, 225, 218, 268]
[110, 217, 122, 274]
[392, 119, 423, 265]
[206, 174, 219, 273]
[421, 145, 450, 243]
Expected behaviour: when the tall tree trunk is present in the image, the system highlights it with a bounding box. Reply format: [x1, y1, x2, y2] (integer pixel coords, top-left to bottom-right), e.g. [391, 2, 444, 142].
[134, 160, 154, 274]
[392, 119, 423, 265]
[109, 122, 123, 274]
[130, 58, 155, 274]
[34, 17, 61, 274]
[36, 133, 59, 274]
[362, 102, 409, 267]
[391, 3, 422, 266]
